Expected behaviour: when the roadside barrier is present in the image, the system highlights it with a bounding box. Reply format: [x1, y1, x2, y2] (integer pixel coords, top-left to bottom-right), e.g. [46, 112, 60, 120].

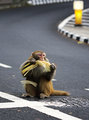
[58, 8, 89, 44]
[27, 0, 73, 5]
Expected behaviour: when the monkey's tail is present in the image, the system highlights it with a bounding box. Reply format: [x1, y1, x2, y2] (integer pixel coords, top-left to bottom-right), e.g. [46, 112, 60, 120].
[51, 90, 70, 96]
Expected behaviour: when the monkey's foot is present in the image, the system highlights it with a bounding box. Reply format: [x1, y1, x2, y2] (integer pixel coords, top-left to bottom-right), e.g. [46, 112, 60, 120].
[21, 93, 34, 97]
[40, 93, 49, 99]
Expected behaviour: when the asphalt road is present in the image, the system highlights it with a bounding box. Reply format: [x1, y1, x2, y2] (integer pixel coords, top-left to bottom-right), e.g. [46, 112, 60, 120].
[0, 1, 89, 120]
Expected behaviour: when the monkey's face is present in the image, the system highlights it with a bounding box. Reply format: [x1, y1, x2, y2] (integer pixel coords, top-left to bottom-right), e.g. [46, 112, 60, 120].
[32, 51, 46, 61]
[36, 52, 46, 61]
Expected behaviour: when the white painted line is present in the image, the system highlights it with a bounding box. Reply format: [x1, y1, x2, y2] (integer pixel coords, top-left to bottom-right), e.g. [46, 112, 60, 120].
[58, 14, 75, 29]
[0, 63, 12, 68]
[68, 19, 89, 22]
[83, 16, 89, 18]
[58, 8, 89, 30]
[33, 105, 82, 120]
[0, 91, 82, 120]
[85, 88, 89, 91]
[82, 23, 89, 25]
[0, 102, 28, 109]
[0, 91, 21, 101]
[52, 79, 57, 81]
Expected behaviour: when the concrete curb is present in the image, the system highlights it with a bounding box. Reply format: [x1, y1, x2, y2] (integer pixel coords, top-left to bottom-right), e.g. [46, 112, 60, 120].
[58, 8, 89, 44]
[58, 28, 89, 44]
[0, 4, 25, 10]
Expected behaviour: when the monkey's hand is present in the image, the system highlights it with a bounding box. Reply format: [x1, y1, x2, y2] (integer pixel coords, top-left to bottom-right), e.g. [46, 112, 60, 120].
[50, 63, 56, 72]
[30, 58, 36, 64]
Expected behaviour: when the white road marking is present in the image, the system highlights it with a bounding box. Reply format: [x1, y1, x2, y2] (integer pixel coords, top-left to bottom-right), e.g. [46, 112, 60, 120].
[0, 91, 82, 120]
[0, 63, 12, 68]
[58, 14, 75, 29]
[85, 88, 89, 91]
[58, 8, 89, 30]
[52, 79, 56, 81]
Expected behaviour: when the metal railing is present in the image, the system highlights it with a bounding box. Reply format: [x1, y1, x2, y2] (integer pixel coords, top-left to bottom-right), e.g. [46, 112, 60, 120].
[27, 0, 73, 5]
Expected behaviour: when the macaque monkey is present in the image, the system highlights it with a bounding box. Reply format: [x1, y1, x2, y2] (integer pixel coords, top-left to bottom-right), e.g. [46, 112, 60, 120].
[20, 50, 70, 98]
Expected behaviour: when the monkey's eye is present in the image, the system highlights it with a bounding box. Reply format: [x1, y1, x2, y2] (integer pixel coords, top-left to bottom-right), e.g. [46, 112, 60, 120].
[39, 54, 41, 56]
[37, 53, 46, 57]
[43, 54, 46, 57]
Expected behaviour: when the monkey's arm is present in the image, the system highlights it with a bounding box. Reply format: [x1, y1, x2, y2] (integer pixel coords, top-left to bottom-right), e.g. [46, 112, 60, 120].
[41, 63, 56, 81]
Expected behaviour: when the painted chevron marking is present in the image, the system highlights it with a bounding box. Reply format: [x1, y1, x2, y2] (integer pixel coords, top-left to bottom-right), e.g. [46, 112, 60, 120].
[0, 91, 82, 120]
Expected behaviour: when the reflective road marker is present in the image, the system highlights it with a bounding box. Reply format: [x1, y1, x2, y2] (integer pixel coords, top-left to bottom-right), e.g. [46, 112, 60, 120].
[0, 91, 82, 120]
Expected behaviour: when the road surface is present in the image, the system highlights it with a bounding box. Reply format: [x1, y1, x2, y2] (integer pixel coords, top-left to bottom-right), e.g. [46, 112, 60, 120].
[0, 1, 89, 120]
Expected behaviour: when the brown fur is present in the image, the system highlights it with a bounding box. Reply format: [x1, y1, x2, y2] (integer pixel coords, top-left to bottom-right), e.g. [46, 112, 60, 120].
[21, 50, 70, 98]
[39, 79, 69, 98]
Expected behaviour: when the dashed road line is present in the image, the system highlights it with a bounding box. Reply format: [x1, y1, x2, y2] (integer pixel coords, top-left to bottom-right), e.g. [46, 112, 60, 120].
[52, 79, 57, 81]
[0, 63, 12, 68]
[85, 88, 89, 91]
[0, 91, 82, 120]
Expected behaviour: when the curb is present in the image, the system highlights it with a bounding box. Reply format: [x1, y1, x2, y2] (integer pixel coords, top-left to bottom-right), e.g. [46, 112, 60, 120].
[0, 2, 28, 10]
[58, 8, 89, 44]
[0, 4, 24, 10]
[58, 28, 89, 44]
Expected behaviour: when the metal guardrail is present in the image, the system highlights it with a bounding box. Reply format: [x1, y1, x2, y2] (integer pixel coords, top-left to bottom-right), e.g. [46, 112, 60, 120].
[0, 0, 26, 10]
[0, 0, 25, 5]
[0, 0, 12, 4]
[0, 0, 73, 9]
[27, 0, 73, 5]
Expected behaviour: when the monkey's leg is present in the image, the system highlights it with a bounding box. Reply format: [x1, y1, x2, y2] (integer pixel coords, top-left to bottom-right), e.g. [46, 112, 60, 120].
[22, 84, 37, 97]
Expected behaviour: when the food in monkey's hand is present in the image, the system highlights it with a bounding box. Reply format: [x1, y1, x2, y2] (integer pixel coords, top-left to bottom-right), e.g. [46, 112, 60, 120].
[20, 50, 70, 98]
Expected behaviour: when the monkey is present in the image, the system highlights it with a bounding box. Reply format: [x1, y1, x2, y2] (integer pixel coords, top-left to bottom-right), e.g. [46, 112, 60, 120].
[20, 50, 70, 98]
[20, 51, 50, 79]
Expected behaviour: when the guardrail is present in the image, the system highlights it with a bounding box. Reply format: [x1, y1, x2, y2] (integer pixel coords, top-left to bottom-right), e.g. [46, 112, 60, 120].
[0, 0, 73, 10]
[0, 0, 12, 4]
[27, 0, 73, 5]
